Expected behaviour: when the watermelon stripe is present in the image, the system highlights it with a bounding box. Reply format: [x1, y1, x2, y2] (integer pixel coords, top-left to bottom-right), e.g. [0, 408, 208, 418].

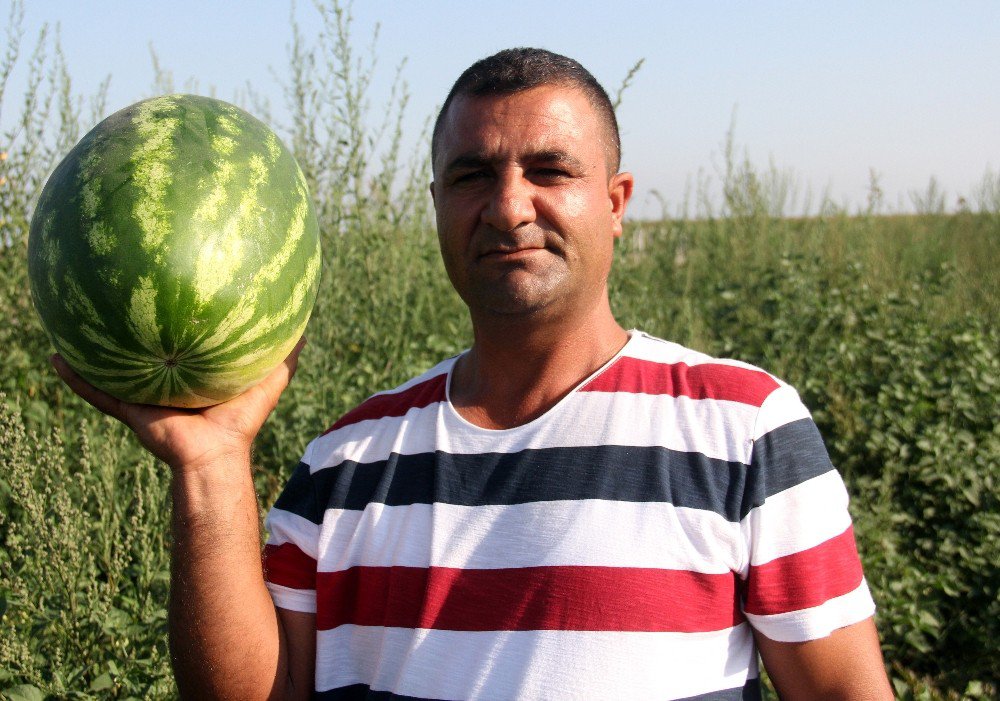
[131, 96, 179, 253]
[125, 276, 164, 357]
[259, 196, 310, 283]
[63, 274, 105, 329]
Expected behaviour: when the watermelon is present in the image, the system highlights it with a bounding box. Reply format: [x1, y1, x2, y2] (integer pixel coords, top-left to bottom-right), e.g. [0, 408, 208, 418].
[28, 94, 322, 408]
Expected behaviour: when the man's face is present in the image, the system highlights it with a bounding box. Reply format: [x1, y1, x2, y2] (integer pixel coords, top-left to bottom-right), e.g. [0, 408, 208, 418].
[430, 85, 633, 323]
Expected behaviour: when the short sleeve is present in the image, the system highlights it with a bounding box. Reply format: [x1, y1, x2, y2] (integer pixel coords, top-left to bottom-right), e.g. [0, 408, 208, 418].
[263, 450, 321, 614]
[739, 384, 876, 642]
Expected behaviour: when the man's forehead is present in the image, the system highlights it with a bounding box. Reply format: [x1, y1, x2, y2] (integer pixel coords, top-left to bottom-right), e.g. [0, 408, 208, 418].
[436, 86, 601, 161]
[445, 86, 594, 128]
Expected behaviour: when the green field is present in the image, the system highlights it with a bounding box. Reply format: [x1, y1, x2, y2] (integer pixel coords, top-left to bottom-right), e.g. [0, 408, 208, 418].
[1, 3, 997, 699]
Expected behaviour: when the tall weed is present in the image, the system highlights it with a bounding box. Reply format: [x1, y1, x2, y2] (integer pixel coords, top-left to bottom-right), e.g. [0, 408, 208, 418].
[0, 395, 173, 697]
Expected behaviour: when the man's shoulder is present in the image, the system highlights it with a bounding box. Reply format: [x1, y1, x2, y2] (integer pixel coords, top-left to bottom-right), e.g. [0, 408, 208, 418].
[616, 330, 794, 411]
[305, 352, 461, 450]
[625, 329, 775, 373]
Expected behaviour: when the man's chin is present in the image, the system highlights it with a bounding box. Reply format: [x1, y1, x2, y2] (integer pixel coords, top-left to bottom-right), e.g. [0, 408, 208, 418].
[468, 288, 556, 318]
[458, 266, 575, 319]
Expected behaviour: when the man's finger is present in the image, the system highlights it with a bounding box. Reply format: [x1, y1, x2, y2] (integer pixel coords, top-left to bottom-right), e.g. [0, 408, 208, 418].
[250, 336, 308, 411]
[51, 354, 129, 422]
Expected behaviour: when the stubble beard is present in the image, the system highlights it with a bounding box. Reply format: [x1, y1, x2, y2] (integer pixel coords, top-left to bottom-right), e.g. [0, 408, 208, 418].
[464, 258, 578, 320]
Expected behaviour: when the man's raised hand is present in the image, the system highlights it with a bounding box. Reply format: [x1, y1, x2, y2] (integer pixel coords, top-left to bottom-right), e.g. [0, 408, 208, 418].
[50, 336, 307, 472]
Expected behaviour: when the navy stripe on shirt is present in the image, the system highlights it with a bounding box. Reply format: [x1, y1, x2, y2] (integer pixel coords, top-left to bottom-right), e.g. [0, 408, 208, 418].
[273, 419, 832, 525]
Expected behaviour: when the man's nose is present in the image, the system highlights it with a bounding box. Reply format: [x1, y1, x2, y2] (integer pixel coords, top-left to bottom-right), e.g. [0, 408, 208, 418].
[481, 172, 536, 232]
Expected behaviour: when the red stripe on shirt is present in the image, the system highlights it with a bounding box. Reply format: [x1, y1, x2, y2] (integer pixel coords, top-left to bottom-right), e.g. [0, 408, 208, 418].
[263, 542, 317, 590]
[324, 374, 448, 434]
[744, 526, 863, 616]
[315, 565, 744, 633]
[582, 356, 779, 407]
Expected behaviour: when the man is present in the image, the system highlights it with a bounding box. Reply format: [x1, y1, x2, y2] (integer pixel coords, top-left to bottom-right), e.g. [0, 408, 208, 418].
[56, 49, 893, 699]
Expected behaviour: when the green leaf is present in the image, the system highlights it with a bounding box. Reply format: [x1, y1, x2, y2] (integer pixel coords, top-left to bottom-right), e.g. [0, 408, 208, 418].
[2, 685, 45, 701]
[961, 486, 981, 507]
[917, 610, 940, 631]
[90, 673, 114, 692]
[964, 681, 984, 697]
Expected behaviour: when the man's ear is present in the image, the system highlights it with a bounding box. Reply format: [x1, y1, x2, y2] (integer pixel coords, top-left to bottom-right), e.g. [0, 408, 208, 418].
[429, 181, 436, 207]
[608, 171, 634, 238]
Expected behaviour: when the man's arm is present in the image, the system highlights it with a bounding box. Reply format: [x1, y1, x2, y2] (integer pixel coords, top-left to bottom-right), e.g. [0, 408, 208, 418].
[755, 617, 893, 700]
[53, 340, 314, 699]
[167, 449, 315, 699]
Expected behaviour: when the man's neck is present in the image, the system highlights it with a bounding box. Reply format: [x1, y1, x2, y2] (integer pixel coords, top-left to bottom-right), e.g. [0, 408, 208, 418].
[450, 303, 629, 430]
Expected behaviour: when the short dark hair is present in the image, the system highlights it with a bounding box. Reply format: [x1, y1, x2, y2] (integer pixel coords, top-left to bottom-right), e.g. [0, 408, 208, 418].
[431, 48, 621, 173]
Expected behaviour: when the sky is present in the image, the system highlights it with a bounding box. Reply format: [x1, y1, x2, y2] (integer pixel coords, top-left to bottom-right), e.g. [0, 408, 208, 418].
[4, 0, 999, 218]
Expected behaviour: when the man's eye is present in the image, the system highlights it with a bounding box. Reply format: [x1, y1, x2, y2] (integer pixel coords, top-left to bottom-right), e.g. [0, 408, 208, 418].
[538, 167, 570, 176]
[452, 171, 488, 184]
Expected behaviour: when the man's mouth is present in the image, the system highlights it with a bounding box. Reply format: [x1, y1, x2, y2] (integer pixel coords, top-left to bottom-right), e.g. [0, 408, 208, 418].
[479, 245, 547, 261]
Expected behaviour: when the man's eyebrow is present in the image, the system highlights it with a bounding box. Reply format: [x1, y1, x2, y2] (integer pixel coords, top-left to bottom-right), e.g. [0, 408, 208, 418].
[444, 150, 585, 173]
[526, 150, 584, 170]
[444, 154, 493, 173]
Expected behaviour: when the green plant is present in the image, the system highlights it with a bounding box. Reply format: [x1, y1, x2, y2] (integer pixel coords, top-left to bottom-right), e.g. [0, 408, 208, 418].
[0, 395, 173, 697]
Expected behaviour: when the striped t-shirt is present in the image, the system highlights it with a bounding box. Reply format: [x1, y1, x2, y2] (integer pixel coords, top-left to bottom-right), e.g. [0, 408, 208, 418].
[263, 330, 875, 700]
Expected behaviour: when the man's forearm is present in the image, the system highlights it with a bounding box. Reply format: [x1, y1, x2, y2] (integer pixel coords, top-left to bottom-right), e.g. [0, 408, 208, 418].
[755, 619, 893, 700]
[168, 454, 286, 699]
